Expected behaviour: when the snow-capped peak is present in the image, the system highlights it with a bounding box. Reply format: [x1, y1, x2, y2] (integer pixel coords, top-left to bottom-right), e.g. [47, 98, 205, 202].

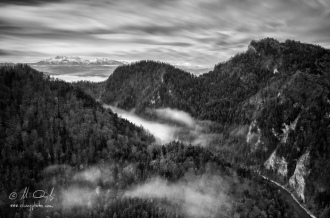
[35, 56, 124, 65]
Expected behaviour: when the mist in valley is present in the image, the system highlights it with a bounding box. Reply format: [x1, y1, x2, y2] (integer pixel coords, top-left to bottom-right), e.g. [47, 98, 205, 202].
[125, 175, 232, 218]
[104, 104, 222, 146]
[30, 64, 211, 83]
[38, 161, 234, 218]
[31, 65, 119, 82]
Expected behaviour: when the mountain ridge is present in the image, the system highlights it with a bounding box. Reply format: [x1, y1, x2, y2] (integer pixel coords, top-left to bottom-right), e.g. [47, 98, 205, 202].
[94, 38, 330, 217]
[34, 56, 125, 65]
[0, 63, 300, 218]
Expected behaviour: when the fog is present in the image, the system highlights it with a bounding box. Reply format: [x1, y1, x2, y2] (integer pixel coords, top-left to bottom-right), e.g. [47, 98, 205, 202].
[40, 159, 233, 217]
[125, 175, 232, 218]
[30, 64, 211, 83]
[37, 105, 231, 216]
[153, 107, 195, 127]
[31, 65, 119, 82]
[43, 163, 232, 217]
[61, 187, 96, 208]
[51, 75, 107, 82]
[104, 104, 221, 146]
[42, 164, 113, 210]
[73, 167, 102, 184]
[104, 105, 176, 144]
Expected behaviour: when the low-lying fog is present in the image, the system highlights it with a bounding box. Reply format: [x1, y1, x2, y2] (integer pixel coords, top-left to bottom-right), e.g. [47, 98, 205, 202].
[103, 104, 221, 146]
[42, 163, 233, 218]
[31, 65, 119, 82]
[35, 105, 230, 218]
[30, 64, 212, 82]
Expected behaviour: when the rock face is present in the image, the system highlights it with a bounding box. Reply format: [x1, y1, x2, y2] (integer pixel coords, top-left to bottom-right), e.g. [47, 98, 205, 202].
[281, 115, 300, 143]
[289, 151, 310, 202]
[264, 150, 288, 177]
[246, 120, 263, 152]
[96, 38, 330, 217]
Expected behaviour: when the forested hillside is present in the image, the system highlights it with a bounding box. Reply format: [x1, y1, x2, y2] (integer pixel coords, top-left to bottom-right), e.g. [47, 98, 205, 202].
[98, 38, 330, 216]
[101, 61, 199, 114]
[72, 80, 105, 100]
[0, 64, 299, 218]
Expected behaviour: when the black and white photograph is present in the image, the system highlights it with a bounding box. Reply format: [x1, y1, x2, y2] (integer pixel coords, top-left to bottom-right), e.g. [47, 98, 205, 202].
[0, 0, 330, 217]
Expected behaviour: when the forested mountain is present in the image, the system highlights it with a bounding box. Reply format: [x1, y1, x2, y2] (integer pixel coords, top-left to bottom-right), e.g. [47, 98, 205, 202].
[0, 64, 300, 218]
[72, 80, 105, 100]
[98, 38, 330, 216]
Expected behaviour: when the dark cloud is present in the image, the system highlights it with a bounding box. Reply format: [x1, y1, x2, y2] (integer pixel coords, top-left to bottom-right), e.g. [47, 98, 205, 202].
[135, 39, 192, 47]
[214, 39, 232, 47]
[114, 22, 211, 36]
[126, 25, 182, 35]
[0, 0, 62, 5]
[0, 20, 23, 32]
[0, 49, 44, 58]
[91, 34, 193, 47]
[0, 0, 329, 65]
[0, 49, 12, 56]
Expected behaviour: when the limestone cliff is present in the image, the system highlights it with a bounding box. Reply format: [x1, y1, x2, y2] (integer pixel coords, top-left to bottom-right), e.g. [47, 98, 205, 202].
[264, 150, 288, 177]
[289, 151, 310, 202]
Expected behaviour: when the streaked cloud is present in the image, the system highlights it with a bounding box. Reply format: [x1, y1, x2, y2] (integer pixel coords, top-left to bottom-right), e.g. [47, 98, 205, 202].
[0, 0, 329, 65]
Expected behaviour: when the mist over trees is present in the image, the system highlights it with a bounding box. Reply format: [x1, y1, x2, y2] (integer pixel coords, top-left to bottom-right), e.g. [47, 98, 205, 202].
[1, 38, 330, 217]
[0, 64, 297, 218]
[96, 38, 330, 217]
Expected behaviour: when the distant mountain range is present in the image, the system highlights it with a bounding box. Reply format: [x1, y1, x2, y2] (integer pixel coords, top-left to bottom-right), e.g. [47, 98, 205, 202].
[34, 56, 125, 65]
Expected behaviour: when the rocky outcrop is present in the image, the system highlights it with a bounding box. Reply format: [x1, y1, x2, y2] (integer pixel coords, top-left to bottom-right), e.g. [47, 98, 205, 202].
[282, 115, 300, 143]
[289, 151, 310, 202]
[264, 150, 288, 177]
[246, 120, 264, 152]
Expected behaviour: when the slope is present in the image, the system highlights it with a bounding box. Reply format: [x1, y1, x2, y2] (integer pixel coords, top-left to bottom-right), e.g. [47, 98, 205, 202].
[99, 38, 330, 216]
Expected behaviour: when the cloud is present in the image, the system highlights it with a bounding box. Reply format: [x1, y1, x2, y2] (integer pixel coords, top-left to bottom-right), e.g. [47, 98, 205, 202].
[73, 167, 102, 183]
[43, 164, 73, 173]
[2, 0, 328, 67]
[61, 187, 97, 208]
[153, 107, 195, 127]
[104, 104, 176, 144]
[0, 0, 62, 5]
[124, 176, 231, 218]
[104, 104, 223, 147]
[191, 133, 220, 147]
[46, 74, 108, 82]
[42, 164, 115, 210]
[0, 49, 12, 56]
[41, 163, 231, 216]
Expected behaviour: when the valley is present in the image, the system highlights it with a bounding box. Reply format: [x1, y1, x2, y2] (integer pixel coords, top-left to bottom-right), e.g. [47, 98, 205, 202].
[77, 38, 330, 217]
[1, 0, 330, 217]
[1, 38, 330, 218]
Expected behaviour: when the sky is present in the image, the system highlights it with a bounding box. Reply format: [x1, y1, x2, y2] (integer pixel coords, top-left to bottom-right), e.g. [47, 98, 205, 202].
[0, 0, 329, 66]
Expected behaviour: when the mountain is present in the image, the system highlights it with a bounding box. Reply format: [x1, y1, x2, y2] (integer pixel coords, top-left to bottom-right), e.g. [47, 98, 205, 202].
[35, 56, 125, 65]
[101, 60, 198, 113]
[0, 64, 298, 218]
[173, 63, 212, 76]
[97, 38, 330, 216]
